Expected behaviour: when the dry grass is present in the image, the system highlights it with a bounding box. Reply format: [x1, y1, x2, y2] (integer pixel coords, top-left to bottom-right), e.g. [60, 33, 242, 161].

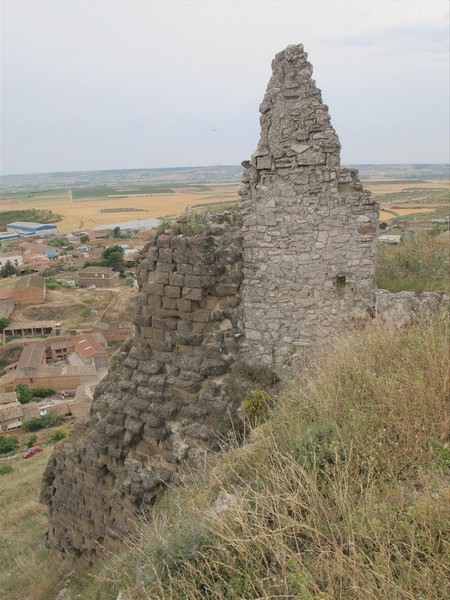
[376, 232, 450, 292]
[76, 313, 449, 599]
[0, 449, 71, 600]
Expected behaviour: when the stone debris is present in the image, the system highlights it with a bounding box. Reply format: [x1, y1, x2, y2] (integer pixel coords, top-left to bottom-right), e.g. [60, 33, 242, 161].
[41, 44, 379, 562]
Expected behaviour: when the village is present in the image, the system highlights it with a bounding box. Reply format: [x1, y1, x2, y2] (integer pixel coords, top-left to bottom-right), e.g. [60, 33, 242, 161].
[0, 217, 154, 437]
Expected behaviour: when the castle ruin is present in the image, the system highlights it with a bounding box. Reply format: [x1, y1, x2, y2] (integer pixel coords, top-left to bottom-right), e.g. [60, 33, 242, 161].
[41, 44, 378, 562]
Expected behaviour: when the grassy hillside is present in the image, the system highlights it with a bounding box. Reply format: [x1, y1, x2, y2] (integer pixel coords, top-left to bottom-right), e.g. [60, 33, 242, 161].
[2, 230, 449, 599]
[72, 313, 449, 599]
[376, 233, 450, 292]
[0, 450, 70, 600]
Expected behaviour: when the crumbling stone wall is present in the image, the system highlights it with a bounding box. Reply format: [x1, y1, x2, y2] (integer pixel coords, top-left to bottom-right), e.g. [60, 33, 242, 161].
[42, 44, 379, 561]
[239, 44, 378, 367]
[42, 211, 244, 561]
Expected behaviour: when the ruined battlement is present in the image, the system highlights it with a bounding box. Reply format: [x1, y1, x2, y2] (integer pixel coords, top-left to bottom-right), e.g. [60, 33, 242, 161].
[41, 44, 379, 562]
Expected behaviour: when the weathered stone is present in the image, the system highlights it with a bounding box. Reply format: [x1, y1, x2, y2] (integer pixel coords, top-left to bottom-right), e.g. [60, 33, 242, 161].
[41, 43, 380, 565]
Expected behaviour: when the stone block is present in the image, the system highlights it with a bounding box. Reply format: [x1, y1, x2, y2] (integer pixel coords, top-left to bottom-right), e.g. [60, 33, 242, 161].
[256, 156, 272, 170]
[165, 285, 181, 298]
[182, 287, 203, 301]
[146, 283, 164, 296]
[156, 235, 171, 248]
[158, 248, 173, 263]
[169, 273, 184, 286]
[156, 261, 176, 273]
[162, 297, 178, 310]
[188, 310, 210, 323]
[147, 295, 162, 308]
[177, 298, 192, 312]
[184, 275, 212, 288]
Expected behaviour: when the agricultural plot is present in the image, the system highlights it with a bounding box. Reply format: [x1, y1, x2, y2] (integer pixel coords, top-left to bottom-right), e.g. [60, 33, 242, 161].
[0, 183, 239, 233]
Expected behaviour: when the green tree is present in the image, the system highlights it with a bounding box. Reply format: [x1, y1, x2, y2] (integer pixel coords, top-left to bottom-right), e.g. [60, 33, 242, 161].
[0, 260, 18, 278]
[80, 234, 89, 244]
[102, 245, 124, 271]
[0, 317, 9, 332]
[113, 226, 121, 237]
[16, 384, 33, 404]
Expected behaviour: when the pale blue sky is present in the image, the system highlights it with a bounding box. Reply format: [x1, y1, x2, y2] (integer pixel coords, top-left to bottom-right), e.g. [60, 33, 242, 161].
[1, 0, 449, 175]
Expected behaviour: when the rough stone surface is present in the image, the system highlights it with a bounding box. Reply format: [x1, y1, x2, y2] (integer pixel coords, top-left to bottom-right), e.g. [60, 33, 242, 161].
[42, 211, 244, 562]
[41, 44, 380, 562]
[239, 44, 378, 367]
[375, 289, 449, 327]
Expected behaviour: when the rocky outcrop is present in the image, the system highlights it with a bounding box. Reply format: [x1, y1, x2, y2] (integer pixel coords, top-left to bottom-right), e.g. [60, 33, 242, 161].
[239, 44, 378, 367]
[41, 44, 379, 562]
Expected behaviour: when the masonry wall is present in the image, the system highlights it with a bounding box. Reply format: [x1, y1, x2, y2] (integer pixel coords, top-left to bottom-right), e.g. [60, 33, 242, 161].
[239, 45, 378, 368]
[42, 211, 245, 562]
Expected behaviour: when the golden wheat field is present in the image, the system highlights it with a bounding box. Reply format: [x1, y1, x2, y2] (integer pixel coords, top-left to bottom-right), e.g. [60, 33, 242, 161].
[0, 184, 240, 233]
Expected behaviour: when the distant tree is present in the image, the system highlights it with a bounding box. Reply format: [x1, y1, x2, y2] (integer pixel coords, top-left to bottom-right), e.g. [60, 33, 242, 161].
[0, 260, 18, 278]
[102, 245, 124, 271]
[80, 234, 89, 244]
[16, 384, 33, 404]
[0, 317, 9, 332]
[113, 226, 121, 238]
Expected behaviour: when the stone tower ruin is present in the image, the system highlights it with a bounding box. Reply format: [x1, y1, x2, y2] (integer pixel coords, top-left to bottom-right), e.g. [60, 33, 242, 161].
[41, 44, 378, 562]
[239, 44, 378, 367]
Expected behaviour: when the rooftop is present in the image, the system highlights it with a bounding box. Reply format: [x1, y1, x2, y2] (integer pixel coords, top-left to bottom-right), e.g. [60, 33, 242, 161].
[73, 333, 107, 360]
[79, 266, 115, 274]
[8, 222, 57, 229]
[17, 344, 46, 370]
[93, 218, 161, 231]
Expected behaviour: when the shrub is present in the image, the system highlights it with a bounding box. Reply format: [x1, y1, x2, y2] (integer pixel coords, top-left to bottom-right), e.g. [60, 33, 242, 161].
[49, 428, 68, 443]
[30, 387, 56, 399]
[26, 434, 38, 448]
[0, 316, 10, 332]
[16, 385, 55, 404]
[242, 389, 271, 426]
[0, 465, 13, 476]
[22, 414, 63, 432]
[0, 435, 19, 454]
[16, 384, 33, 404]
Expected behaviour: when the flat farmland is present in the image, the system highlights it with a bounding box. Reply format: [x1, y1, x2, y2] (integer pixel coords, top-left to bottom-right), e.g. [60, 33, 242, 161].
[1, 178, 447, 232]
[0, 184, 239, 233]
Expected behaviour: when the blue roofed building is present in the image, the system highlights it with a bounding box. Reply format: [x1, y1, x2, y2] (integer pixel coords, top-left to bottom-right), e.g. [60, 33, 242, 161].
[6, 222, 58, 236]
